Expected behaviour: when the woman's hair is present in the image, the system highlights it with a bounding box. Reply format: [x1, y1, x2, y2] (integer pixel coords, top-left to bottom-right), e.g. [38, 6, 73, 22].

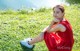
[53, 5, 65, 13]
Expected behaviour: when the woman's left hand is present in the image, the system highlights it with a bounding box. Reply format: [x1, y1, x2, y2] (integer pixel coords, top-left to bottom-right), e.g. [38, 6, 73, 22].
[53, 18, 60, 23]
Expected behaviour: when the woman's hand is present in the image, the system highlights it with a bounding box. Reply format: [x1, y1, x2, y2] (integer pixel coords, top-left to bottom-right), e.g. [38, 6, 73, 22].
[51, 18, 60, 25]
[46, 18, 60, 32]
[53, 18, 60, 24]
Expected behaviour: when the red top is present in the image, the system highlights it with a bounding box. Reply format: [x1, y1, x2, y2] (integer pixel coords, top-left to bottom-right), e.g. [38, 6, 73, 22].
[44, 19, 74, 51]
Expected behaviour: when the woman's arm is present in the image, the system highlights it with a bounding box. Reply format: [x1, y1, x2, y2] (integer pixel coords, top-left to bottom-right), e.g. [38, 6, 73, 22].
[46, 18, 60, 32]
[47, 24, 66, 33]
[42, 26, 49, 32]
[42, 19, 56, 32]
[42, 18, 57, 32]
[46, 18, 66, 33]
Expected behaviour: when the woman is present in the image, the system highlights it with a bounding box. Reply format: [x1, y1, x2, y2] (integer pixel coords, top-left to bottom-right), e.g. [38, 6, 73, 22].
[20, 5, 74, 51]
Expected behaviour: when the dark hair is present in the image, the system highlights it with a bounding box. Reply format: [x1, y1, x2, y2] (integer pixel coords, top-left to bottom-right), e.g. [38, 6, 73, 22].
[53, 5, 65, 13]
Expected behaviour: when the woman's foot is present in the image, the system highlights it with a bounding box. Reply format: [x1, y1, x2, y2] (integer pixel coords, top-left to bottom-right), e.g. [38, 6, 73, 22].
[20, 38, 35, 50]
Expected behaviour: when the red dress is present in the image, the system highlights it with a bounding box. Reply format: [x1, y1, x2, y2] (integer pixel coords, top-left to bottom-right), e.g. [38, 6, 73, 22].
[44, 19, 74, 51]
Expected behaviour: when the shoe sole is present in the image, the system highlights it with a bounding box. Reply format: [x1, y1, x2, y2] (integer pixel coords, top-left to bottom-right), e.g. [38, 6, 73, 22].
[20, 42, 35, 51]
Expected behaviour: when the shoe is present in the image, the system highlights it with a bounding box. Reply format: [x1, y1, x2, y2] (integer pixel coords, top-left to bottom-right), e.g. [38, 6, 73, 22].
[20, 38, 35, 51]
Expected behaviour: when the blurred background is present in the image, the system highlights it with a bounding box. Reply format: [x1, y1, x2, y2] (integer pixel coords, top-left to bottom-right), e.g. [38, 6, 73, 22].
[0, 0, 68, 10]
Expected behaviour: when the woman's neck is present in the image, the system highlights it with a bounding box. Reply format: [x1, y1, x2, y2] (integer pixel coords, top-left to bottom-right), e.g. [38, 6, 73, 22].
[59, 18, 65, 21]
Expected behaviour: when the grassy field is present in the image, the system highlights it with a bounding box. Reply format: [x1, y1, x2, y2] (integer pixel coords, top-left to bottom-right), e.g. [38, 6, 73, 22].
[0, 4, 80, 51]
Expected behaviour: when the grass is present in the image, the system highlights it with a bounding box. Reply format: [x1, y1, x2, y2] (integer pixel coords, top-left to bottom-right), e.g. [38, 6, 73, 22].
[0, 4, 80, 51]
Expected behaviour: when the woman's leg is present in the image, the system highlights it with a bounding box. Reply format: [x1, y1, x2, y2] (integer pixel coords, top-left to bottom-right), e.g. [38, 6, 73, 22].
[29, 32, 44, 45]
[29, 26, 48, 45]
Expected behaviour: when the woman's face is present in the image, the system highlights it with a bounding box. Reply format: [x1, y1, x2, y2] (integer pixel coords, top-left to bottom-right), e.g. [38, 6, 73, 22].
[53, 7, 64, 19]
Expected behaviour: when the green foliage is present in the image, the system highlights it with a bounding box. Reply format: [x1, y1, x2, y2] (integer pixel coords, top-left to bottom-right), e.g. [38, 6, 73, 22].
[0, 4, 80, 51]
[17, 9, 29, 14]
[0, 9, 15, 14]
[0, 8, 50, 15]
[65, 0, 80, 4]
[37, 8, 46, 12]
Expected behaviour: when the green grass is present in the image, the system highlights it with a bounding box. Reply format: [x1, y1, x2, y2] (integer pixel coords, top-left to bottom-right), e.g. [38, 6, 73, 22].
[0, 4, 80, 51]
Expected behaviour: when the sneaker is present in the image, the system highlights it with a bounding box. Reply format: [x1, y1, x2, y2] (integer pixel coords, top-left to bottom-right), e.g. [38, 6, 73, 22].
[20, 38, 35, 51]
